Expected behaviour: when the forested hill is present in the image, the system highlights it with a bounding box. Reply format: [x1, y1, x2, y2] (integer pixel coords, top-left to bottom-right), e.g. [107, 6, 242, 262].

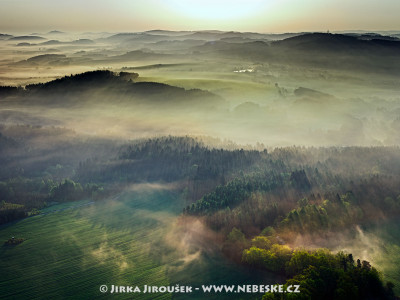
[192, 32, 400, 73]
[2, 127, 400, 226]
[78, 136, 263, 184]
[0, 70, 225, 108]
[272, 32, 400, 54]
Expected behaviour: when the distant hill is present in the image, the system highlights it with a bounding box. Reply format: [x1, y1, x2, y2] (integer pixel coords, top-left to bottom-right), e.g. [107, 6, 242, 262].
[150, 39, 206, 50]
[47, 30, 65, 34]
[9, 36, 46, 41]
[272, 32, 400, 54]
[101, 30, 301, 46]
[0, 33, 13, 40]
[294, 87, 333, 98]
[192, 32, 400, 73]
[348, 33, 400, 41]
[261, 33, 303, 40]
[2, 70, 225, 109]
[145, 30, 189, 36]
[192, 40, 269, 58]
[16, 42, 32, 47]
[293, 87, 336, 106]
[270, 33, 400, 72]
[110, 50, 171, 61]
[105, 32, 139, 40]
[181, 31, 225, 40]
[26, 54, 66, 63]
[38, 39, 95, 46]
[122, 34, 175, 44]
[14, 54, 69, 67]
[40, 40, 62, 45]
[72, 39, 95, 45]
[100, 33, 177, 46]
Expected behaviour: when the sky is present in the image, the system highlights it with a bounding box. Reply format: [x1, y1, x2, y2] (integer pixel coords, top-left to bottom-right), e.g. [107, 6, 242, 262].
[0, 0, 399, 33]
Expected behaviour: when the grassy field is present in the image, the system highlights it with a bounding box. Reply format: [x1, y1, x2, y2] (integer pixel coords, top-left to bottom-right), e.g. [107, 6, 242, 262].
[0, 188, 279, 299]
[135, 67, 278, 107]
[0, 191, 175, 299]
[366, 219, 400, 295]
[327, 218, 400, 296]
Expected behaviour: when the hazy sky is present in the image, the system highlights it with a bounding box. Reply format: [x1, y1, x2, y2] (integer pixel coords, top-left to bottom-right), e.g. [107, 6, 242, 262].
[1, 0, 399, 33]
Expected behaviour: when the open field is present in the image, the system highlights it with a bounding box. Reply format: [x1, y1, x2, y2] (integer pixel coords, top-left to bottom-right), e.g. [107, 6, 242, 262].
[0, 188, 280, 299]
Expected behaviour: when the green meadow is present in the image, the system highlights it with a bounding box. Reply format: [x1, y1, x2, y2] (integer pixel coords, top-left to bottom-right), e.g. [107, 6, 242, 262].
[365, 219, 400, 295]
[0, 189, 279, 299]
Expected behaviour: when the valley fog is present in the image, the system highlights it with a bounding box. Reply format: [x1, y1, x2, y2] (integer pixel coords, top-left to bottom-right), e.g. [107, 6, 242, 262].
[1, 30, 400, 146]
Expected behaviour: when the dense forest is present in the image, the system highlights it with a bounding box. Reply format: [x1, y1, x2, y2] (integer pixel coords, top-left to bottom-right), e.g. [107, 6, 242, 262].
[1, 126, 399, 298]
[245, 243, 395, 299]
[1, 127, 400, 229]
[0, 70, 224, 111]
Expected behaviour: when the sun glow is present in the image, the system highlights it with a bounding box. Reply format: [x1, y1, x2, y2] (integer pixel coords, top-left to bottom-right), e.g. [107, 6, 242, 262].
[164, 0, 268, 20]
